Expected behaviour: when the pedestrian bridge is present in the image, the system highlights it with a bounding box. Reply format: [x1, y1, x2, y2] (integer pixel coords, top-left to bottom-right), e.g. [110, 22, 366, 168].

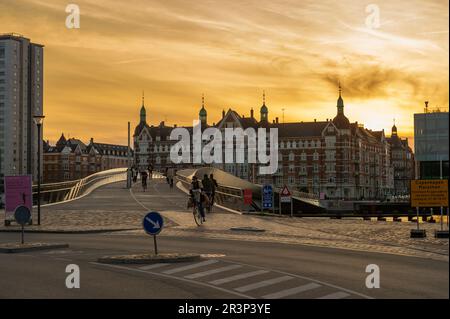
[23, 166, 424, 218]
[29, 166, 325, 215]
[33, 168, 128, 206]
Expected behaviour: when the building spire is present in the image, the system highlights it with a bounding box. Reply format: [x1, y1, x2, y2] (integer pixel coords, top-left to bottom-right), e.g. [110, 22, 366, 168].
[202, 93, 205, 108]
[140, 91, 147, 123]
[338, 81, 342, 97]
[142, 91, 145, 106]
[263, 90, 266, 106]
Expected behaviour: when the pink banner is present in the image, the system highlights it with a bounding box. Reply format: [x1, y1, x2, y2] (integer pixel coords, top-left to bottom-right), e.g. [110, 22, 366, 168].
[4, 175, 33, 219]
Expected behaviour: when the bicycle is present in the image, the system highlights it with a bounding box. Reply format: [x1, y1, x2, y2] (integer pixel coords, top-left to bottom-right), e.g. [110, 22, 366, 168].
[192, 201, 203, 226]
[191, 190, 204, 226]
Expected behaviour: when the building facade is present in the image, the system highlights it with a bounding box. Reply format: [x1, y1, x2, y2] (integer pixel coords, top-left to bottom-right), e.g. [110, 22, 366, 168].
[43, 134, 130, 183]
[133, 88, 399, 200]
[0, 34, 44, 193]
[386, 123, 415, 195]
[414, 105, 449, 180]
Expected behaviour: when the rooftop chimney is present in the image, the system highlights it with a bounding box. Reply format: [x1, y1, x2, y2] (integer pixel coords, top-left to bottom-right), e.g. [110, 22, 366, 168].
[250, 108, 254, 118]
[276, 117, 279, 124]
[222, 109, 225, 118]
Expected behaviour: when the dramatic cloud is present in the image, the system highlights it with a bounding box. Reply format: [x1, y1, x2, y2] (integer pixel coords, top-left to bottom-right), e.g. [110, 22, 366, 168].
[1, 0, 448, 149]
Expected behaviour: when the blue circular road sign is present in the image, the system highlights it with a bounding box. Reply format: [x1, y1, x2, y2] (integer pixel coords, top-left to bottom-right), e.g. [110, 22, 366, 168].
[14, 206, 31, 226]
[143, 212, 164, 236]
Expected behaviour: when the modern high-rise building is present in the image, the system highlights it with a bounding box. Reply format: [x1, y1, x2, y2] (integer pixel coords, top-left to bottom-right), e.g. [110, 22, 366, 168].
[414, 104, 449, 180]
[0, 33, 44, 193]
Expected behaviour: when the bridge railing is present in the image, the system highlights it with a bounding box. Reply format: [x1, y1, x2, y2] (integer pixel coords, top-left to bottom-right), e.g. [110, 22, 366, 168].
[33, 168, 127, 205]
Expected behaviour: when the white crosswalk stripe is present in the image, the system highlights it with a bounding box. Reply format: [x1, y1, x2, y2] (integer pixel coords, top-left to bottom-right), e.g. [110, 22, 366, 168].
[262, 283, 321, 299]
[209, 270, 270, 286]
[162, 260, 219, 274]
[317, 292, 350, 299]
[138, 263, 169, 271]
[235, 276, 293, 293]
[184, 265, 242, 279]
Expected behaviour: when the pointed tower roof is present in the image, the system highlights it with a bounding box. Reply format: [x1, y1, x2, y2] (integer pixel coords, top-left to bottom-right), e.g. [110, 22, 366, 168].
[56, 133, 67, 147]
[260, 90, 268, 113]
[199, 94, 207, 117]
[392, 119, 398, 136]
[337, 82, 344, 108]
[333, 83, 350, 129]
[140, 91, 146, 123]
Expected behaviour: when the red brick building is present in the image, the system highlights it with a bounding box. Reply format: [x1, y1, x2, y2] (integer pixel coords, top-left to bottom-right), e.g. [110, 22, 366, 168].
[43, 134, 130, 183]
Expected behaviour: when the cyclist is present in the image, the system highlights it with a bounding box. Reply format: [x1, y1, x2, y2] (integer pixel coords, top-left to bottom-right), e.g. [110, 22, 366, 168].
[209, 173, 218, 209]
[141, 170, 148, 192]
[202, 174, 213, 213]
[190, 176, 206, 222]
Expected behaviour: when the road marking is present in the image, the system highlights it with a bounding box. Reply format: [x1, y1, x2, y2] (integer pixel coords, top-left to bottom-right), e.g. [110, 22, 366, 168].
[139, 263, 169, 271]
[209, 270, 270, 285]
[262, 283, 321, 299]
[235, 276, 293, 292]
[163, 260, 219, 274]
[220, 260, 374, 299]
[184, 265, 242, 279]
[90, 262, 254, 299]
[317, 292, 350, 299]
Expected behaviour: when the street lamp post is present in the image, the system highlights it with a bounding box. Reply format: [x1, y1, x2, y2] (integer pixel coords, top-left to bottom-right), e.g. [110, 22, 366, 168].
[33, 115, 45, 225]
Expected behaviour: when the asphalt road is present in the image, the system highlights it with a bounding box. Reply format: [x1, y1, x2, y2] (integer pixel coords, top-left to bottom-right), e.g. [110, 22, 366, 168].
[0, 231, 448, 299]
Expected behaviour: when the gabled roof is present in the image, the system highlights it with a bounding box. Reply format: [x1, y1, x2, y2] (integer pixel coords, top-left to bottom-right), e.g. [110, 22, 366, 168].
[134, 121, 151, 137]
[274, 121, 329, 138]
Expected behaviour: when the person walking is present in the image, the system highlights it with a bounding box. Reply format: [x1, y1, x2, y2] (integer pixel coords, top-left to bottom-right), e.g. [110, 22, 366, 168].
[209, 173, 218, 209]
[141, 170, 148, 192]
[202, 174, 213, 213]
[167, 167, 175, 189]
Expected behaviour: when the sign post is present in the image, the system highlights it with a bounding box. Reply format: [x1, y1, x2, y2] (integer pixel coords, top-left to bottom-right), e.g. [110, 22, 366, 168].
[14, 206, 31, 244]
[410, 180, 449, 238]
[280, 185, 293, 217]
[262, 185, 273, 213]
[4, 176, 33, 226]
[143, 212, 164, 255]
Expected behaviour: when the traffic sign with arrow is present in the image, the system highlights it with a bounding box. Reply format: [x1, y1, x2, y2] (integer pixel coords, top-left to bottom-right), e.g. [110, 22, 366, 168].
[143, 212, 164, 255]
[143, 212, 164, 236]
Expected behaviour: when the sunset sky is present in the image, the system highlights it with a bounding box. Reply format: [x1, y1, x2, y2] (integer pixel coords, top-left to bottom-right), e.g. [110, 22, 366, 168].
[1, 0, 448, 149]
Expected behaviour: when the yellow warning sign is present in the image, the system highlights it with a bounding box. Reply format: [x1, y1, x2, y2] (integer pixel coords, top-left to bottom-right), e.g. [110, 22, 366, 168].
[411, 180, 448, 207]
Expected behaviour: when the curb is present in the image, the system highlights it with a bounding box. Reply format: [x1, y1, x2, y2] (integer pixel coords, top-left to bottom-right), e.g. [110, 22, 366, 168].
[230, 227, 266, 232]
[0, 228, 140, 234]
[0, 243, 69, 253]
[97, 253, 202, 264]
